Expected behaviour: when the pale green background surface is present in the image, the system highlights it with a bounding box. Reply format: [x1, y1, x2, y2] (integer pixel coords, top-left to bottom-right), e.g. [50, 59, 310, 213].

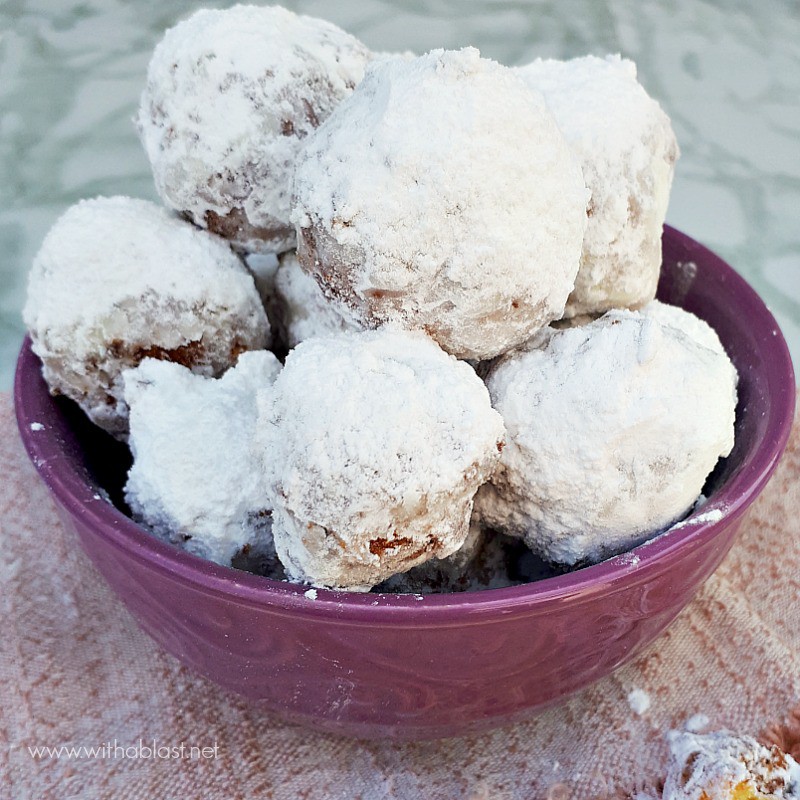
[2, 0, 799, 388]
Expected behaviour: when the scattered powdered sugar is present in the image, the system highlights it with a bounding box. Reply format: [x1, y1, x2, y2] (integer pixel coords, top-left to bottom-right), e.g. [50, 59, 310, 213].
[124, 350, 282, 569]
[138, 5, 372, 253]
[303, 588, 318, 600]
[627, 688, 651, 715]
[475, 306, 738, 567]
[291, 47, 588, 360]
[661, 730, 800, 799]
[669, 261, 699, 304]
[23, 196, 269, 437]
[515, 55, 678, 318]
[258, 328, 506, 591]
[29, 422, 44, 431]
[669, 507, 726, 531]
[684, 714, 710, 733]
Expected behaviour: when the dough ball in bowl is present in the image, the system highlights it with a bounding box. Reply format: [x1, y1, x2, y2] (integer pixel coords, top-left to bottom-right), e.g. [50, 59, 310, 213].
[291, 47, 589, 361]
[138, 5, 372, 254]
[475, 305, 738, 567]
[124, 351, 283, 573]
[259, 329, 506, 590]
[516, 55, 679, 318]
[23, 196, 269, 438]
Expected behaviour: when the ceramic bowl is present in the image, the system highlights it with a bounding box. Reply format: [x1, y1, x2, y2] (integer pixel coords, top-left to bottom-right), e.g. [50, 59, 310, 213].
[14, 226, 795, 740]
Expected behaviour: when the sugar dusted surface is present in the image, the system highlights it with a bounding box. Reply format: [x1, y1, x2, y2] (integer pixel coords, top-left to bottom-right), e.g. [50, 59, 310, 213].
[292, 47, 588, 360]
[475, 306, 738, 566]
[138, 4, 372, 253]
[259, 329, 505, 591]
[245, 252, 280, 302]
[516, 55, 678, 317]
[23, 196, 269, 437]
[124, 351, 282, 569]
[271, 251, 362, 349]
[643, 299, 728, 356]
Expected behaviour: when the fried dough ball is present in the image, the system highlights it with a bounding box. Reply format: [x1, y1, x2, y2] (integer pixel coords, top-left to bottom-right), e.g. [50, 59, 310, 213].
[657, 731, 800, 799]
[474, 306, 737, 566]
[516, 55, 678, 317]
[23, 196, 269, 438]
[291, 47, 588, 360]
[124, 352, 283, 571]
[258, 329, 505, 590]
[137, 5, 372, 253]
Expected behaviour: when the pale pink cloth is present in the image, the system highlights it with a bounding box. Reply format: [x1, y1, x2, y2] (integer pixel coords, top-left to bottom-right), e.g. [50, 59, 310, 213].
[1, 393, 799, 799]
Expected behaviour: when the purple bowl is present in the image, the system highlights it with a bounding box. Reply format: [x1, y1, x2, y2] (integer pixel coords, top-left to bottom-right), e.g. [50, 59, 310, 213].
[14, 226, 795, 740]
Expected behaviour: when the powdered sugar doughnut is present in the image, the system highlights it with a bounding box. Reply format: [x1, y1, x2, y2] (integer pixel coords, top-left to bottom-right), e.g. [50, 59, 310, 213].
[259, 329, 506, 591]
[292, 47, 588, 361]
[138, 5, 372, 253]
[270, 251, 362, 349]
[23, 196, 269, 438]
[659, 731, 800, 800]
[516, 55, 678, 318]
[124, 352, 283, 571]
[474, 307, 737, 566]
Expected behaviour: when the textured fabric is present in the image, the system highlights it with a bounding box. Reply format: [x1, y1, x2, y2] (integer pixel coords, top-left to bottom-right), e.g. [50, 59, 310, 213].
[1, 392, 799, 800]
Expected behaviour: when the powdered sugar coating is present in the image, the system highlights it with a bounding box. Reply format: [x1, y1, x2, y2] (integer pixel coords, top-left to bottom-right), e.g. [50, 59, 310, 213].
[556, 300, 728, 355]
[138, 5, 372, 253]
[124, 351, 282, 569]
[259, 329, 506, 590]
[271, 251, 362, 349]
[475, 307, 738, 566]
[661, 731, 800, 799]
[245, 252, 280, 301]
[516, 55, 678, 317]
[643, 299, 727, 355]
[291, 47, 588, 361]
[23, 196, 269, 438]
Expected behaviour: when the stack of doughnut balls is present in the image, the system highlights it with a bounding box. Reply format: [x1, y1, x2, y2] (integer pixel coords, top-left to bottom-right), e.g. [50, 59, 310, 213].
[23, 5, 738, 593]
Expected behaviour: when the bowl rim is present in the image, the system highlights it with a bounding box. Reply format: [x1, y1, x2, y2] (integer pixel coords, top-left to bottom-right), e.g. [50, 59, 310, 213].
[14, 225, 796, 622]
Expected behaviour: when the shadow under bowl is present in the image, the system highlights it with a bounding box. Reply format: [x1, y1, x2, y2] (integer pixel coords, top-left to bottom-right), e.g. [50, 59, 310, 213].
[14, 226, 796, 740]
